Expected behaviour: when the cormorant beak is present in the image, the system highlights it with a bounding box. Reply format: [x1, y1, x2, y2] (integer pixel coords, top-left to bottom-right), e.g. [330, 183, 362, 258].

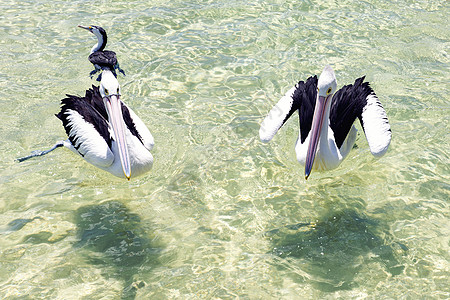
[304, 94, 331, 179]
[104, 94, 131, 180]
[78, 25, 92, 32]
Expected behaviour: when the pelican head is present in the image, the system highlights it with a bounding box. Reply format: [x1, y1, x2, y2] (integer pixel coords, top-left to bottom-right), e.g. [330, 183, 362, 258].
[78, 25, 107, 53]
[304, 65, 337, 179]
[99, 70, 131, 180]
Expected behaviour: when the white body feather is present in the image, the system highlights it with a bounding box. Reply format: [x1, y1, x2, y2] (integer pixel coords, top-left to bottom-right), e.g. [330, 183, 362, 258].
[63, 104, 154, 179]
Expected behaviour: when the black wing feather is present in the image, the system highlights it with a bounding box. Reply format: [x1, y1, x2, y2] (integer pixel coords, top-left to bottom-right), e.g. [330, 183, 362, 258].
[56, 86, 112, 150]
[330, 76, 373, 149]
[121, 103, 144, 145]
[88, 50, 118, 68]
[294, 75, 318, 144]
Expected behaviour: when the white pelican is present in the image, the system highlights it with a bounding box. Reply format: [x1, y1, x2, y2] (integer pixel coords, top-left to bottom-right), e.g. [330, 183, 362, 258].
[78, 25, 125, 80]
[259, 65, 391, 179]
[18, 70, 154, 180]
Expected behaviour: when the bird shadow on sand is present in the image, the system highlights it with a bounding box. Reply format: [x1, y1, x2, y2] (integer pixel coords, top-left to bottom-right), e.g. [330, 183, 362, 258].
[265, 208, 406, 292]
[73, 200, 163, 300]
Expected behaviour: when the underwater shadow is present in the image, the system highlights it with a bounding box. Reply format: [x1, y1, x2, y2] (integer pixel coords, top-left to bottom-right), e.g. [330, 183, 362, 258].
[74, 200, 162, 300]
[267, 209, 406, 292]
[1, 217, 43, 235]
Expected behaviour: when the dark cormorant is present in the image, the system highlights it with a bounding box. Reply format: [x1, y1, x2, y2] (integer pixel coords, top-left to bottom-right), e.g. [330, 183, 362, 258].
[78, 25, 126, 81]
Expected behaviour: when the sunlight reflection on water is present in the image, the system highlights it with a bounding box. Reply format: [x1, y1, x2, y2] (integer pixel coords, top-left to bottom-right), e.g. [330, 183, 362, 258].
[0, 0, 448, 298]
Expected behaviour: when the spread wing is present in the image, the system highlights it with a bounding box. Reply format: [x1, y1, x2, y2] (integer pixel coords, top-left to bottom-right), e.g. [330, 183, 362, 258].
[259, 76, 318, 144]
[56, 86, 114, 167]
[330, 77, 391, 155]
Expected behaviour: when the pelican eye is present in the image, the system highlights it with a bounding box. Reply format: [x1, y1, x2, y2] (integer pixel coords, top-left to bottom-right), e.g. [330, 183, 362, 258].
[105, 88, 109, 95]
[117, 87, 120, 94]
[326, 87, 332, 95]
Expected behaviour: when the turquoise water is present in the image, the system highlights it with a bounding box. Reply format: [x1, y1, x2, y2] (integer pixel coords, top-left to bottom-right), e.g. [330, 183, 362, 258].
[1, 0, 449, 298]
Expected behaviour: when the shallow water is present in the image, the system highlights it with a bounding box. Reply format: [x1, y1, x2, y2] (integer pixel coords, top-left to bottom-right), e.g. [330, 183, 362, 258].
[0, 0, 449, 299]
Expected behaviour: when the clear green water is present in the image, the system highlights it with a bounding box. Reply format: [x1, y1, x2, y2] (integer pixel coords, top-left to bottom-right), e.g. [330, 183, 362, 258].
[0, 0, 449, 299]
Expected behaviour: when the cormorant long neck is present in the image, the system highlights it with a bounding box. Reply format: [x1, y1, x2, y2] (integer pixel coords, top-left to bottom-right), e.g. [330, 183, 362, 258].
[91, 30, 108, 53]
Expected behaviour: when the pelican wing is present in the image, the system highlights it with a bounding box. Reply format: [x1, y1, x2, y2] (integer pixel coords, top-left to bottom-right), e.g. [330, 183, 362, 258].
[259, 76, 317, 143]
[122, 104, 154, 151]
[56, 91, 114, 168]
[330, 77, 391, 156]
[359, 93, 391, 157]
[330, 77, 368, 149]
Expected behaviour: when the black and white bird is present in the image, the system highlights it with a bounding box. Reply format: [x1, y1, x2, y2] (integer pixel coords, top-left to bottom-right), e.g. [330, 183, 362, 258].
[259, 65, 391, 179]
[78, 25, 125, 80]
[18, 70, 154, 180]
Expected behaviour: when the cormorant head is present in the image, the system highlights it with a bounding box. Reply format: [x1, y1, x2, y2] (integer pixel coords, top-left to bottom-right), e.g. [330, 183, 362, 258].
[78, 25, 108, 52]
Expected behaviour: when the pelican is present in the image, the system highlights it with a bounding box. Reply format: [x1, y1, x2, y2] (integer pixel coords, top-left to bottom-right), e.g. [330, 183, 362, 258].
[18, 70, 154, 180]
[259, 65, 391, 179]
[78, 25, 126, 80]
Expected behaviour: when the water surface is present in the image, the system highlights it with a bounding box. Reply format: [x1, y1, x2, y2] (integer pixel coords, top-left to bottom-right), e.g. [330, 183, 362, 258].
[0, 0, 449, 298]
